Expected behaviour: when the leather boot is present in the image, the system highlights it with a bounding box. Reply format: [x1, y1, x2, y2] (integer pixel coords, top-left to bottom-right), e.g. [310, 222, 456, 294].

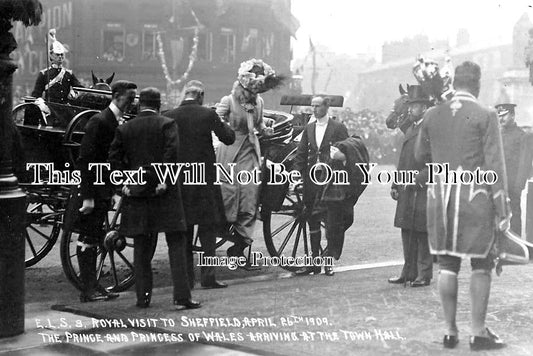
[78, 246, 106, 302]
[309, 233, 322, 274]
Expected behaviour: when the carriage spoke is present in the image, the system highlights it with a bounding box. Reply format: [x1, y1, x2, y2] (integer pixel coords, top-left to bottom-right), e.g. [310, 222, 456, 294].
[107, 253, 120, 289]
[291, 220, 303, 258]
[96, 250, 108, 281]
[116, 250, 134, 271]
[271, 216, 296, 238]
[302, 221, 309, 256]
[28, 225, 52, 240]
[277, 218, 299, 255]
[25, 230, 38, 257]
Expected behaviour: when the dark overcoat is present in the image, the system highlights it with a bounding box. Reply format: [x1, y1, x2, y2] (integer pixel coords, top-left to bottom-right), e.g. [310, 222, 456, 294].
[415, 91, 507, 258]
[108, 111, 187, 235]
[393, 122, 429, 232]
[164, 100, 235, 225]
[64, 107, 116, 236]
[501, 123, 531, 197]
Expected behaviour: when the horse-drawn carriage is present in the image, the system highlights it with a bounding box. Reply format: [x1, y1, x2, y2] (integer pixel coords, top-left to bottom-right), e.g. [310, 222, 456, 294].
[14, 87, 345, 293]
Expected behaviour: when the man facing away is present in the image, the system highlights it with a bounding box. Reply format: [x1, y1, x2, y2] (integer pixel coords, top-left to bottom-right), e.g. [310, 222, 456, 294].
[415, 61, 509, 350]
[164, 80, 235, 289]
[108, 87, 200, 310]
[66, 80, 137, 302]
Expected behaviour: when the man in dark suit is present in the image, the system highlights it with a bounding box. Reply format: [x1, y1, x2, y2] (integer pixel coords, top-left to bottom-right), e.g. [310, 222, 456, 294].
[108, 87, 199, 310]
[415, 61, 508, 350]
[164, 80, 235, 289]
[293, 95, 349, 276]
[70, 80, 137, 302]
[388, 85, 433, 287]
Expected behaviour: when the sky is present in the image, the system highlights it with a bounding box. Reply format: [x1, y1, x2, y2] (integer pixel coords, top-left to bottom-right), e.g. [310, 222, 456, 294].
[291, 0, 533, 60]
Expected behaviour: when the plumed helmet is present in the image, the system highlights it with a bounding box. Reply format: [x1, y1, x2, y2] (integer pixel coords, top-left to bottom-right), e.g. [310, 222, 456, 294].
[48, 28, 66, 55]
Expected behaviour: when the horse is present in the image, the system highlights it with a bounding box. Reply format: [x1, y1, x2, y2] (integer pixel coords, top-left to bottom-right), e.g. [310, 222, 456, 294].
[385, 84, 411, 134]
[72, 71, 115, 110]
[91, 70, 114, 91]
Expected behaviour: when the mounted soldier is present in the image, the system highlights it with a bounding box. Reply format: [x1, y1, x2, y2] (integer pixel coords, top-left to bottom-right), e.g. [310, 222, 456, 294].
[31, 29, 83, 104]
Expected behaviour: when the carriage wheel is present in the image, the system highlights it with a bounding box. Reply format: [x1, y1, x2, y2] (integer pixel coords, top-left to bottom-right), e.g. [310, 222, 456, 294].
[60, 198, 157, 293]
[261, 184, 324, 272]
[62, 109, 99, 166]
[24, 198, 62, 267]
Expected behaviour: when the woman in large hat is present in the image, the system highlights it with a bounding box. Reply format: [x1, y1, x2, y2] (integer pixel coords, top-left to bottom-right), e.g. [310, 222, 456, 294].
[216, 59, 283, 258]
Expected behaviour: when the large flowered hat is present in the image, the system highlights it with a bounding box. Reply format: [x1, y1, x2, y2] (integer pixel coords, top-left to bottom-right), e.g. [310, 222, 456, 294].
[237, 58, 285, 94]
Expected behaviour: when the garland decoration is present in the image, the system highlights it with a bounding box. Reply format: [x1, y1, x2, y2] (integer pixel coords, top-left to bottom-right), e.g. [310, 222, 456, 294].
[156, 9, 201, 91]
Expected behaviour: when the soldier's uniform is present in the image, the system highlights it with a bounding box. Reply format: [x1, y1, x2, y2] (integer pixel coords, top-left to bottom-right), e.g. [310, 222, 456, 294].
[31, 65, 82, 104]
[496, 102, 533, 234]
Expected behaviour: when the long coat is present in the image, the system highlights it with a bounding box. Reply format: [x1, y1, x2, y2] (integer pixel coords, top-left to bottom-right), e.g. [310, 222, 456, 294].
[215, 94, 264, 226]
[293, 117, 349, 207]
[393, 122, 429, 232]
[64, 107, 117, 237]
[164, 100, 235, 225]
[501, 123, 530, 197]
[415, 91, 507, 258]
[108, 111, 187, 235]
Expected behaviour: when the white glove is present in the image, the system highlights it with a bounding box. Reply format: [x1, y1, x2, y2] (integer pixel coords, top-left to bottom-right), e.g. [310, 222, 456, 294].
[34, 97, 51, 117]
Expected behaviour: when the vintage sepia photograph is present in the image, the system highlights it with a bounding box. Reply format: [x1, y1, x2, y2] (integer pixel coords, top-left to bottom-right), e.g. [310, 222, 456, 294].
[1, 0, 533, 355]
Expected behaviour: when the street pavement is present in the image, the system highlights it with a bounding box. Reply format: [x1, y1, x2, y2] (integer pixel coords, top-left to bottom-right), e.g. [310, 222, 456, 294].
[2, 261, 533, 356]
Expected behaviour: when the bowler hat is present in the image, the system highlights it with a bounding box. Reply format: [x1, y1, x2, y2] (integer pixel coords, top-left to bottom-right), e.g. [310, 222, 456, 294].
[406, 85, 430, 104]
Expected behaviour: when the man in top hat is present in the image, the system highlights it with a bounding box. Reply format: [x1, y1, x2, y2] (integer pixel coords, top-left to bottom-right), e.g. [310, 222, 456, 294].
[32, 29, 83, 105]
[388, 85, 433, 287]
[495, 101, 531, 234]
[108, 87, 199, 310]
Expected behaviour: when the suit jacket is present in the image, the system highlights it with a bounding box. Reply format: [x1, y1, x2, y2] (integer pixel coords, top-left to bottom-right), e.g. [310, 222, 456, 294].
[393, 122, 429, 232]
[77, 107, 117, 201]
[294, 117, 349, 205]
[415, 91, 507, 258]
[164, 100, 235, 225]
[108, 110, 186, 235]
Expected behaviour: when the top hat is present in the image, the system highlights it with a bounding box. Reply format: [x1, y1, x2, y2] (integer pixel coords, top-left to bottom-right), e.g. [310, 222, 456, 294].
[406, 85, 430, 104]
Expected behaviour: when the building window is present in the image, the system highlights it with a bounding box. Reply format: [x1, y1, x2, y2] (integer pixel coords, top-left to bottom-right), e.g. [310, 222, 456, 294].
[220, 28, 235, 63]
[102, 23, 125, 62]
[263, 32, 275, 59]
[142, 24, 158, 60]
[241, 28, 259, 58]
[197, 31, 213, 62]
